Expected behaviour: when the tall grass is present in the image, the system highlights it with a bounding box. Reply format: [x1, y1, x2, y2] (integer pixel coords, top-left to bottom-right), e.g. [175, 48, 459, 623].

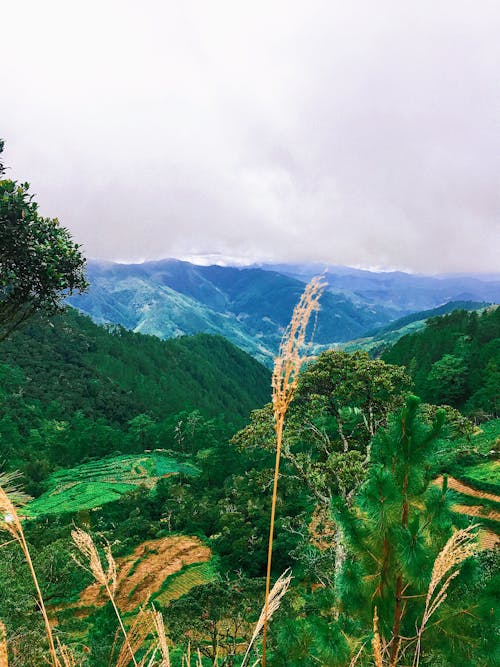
[0, 472, 61, 667]
[262, 276, 324, 666]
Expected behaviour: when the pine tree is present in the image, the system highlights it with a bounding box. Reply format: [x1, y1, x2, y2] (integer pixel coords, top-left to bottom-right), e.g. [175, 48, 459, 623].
[329, 396, 498, 666]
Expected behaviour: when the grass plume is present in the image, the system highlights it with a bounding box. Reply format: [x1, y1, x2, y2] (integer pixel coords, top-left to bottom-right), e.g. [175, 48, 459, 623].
[0, 472, 61, 666]
[262, 276, 325, 666]
[0, 621, 7, 667]
[71, 528, 137, 667]
[242, 569, 292, 667]
[412, 525, 478, 667]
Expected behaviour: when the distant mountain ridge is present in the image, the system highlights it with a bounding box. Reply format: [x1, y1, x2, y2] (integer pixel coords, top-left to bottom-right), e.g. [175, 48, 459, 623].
[69, 259, 500, 363]
[255, 263, 500, 312]
[69, 259, 396, 363]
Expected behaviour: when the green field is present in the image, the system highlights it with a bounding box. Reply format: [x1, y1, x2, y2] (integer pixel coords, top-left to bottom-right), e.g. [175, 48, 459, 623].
[153, 561, 218, 606]
[27, 452, 199, 517]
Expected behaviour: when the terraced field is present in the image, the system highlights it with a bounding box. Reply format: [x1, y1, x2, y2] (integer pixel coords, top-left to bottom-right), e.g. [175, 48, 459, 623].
[433, 421, 500, 550]
[62, 535, 214, 619]
[27, 452, 199, 517]
[153, 561, 217, 606]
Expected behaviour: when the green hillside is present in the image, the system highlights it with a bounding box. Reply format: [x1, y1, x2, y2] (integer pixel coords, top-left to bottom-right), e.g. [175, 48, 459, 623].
[0, 307, 270, 423]
[342, 301, 489, 357]
[0, 308, 270, 492]
[382, 306, 500, 417]
[27, 453, 199, 517]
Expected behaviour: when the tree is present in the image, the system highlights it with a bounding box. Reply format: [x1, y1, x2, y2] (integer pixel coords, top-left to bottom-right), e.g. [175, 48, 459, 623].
[232, 350, 412, 507]
[426, 354, 468, 406]
[326, 396, 497, 666]
[164, 576, 262, 665]
[0, 140, 87, 340]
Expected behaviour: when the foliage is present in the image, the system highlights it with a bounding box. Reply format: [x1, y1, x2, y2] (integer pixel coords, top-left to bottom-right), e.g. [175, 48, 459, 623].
[327, 396, 498, 666]
[382, 307, 500, 418]
[0, 140, 87, 341]
[233, 350, 412, 506]
[164, 575, 263, 665]
[26, 453, 199, 517]
[0, 308, 270, 490]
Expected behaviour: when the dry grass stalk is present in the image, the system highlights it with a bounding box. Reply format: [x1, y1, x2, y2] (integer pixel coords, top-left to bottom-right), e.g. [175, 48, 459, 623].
[0, 473, 61, 667]
[271, 276, 325, 422]
[116, 607, 155, 667]
[241, 569, 292, 667]
[71, 528, 137, 667]
[152, 610, 170, 667]
[56, 639, 79, 667]
[372, 607, 383, 667]
[0, 621, 8, 667]
[412, 525, 478, 667]
[262, 276, 325, 667]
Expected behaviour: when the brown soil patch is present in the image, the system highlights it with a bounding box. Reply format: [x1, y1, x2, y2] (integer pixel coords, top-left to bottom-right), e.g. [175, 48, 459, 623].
[75, 535, 211, 614]
[451, 504, 500, 522]
[434, 476, 500, 504]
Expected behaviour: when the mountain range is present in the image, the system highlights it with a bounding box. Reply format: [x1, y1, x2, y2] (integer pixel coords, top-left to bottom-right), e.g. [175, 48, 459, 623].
[68, 259, 500, 363]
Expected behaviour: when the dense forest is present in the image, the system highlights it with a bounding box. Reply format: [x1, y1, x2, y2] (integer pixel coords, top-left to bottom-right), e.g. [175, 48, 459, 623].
[0, 308, 270, 493]
[382, 306, 499, 419]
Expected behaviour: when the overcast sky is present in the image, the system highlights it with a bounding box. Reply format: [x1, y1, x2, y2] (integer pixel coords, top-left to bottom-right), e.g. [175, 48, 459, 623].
[2, 1, 499, 272]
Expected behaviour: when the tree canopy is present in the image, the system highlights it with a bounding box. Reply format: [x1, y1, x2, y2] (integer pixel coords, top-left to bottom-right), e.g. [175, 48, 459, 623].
[0, 139, 88, 340]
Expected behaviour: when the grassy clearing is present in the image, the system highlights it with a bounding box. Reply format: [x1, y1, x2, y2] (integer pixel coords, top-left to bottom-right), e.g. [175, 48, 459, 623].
[27, 452, 199, 517]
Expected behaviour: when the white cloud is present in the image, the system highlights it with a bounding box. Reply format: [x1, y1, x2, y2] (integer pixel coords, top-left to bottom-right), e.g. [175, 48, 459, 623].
[2, 0, 499, 271]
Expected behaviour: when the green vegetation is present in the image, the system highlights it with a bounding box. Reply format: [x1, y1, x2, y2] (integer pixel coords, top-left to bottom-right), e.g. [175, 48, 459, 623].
[0, 140, 87, 341]
[0, 307, 270, 492]
[464, 461, 500, 487]
[0, 270, 499, 666]
[382, 306, 500, 418]
[27, 453, 199, 517]
[154, 561, 218, 605]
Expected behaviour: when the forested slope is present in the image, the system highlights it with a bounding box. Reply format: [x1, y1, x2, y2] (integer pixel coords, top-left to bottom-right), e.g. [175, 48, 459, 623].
[0, 308, 270, 491]
[382, 306, 499, 417]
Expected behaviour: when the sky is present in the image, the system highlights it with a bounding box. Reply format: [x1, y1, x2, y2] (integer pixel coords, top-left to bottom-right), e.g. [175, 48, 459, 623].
[2, 0, 499, 273]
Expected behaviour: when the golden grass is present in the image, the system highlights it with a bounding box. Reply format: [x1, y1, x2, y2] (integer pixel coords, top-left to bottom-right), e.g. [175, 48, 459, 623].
[71, 528, 137, 667]
[241, 569, 292, 667]
[0, 472, 61, 667]
[262, 276, 325, 667]
[412, 525, 478, 667]
[115, 607, 154, 667]
[372, 607, 383, 667]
